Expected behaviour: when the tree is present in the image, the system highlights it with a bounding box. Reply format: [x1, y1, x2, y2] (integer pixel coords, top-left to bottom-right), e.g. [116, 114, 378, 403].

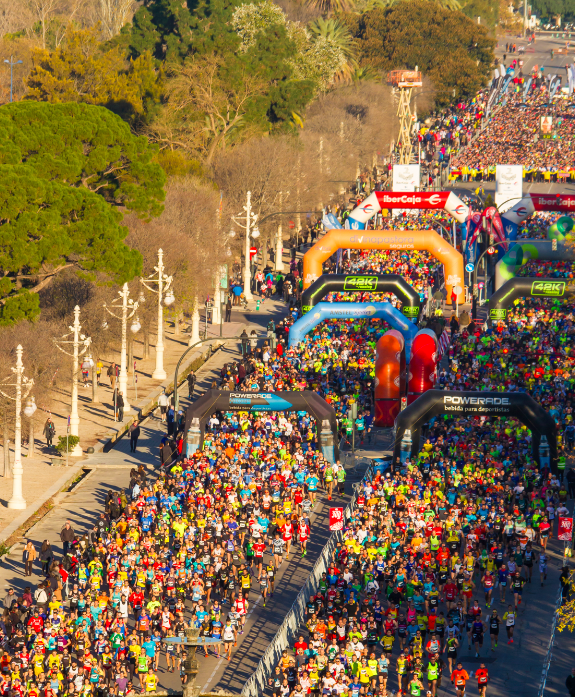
[0, 165, 142, 324]
[343, 0, 495, 105]
[0, 102, 165, 218]
[25, 26, 162, 125]
[152, 54, 268, 163]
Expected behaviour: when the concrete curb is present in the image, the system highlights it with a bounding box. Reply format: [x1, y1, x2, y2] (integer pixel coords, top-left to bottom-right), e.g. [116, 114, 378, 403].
[91, 341, 225, 454]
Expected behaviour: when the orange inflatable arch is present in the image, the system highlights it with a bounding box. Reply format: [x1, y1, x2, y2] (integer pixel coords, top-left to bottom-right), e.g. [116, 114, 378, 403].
[303, 229, 465, 303]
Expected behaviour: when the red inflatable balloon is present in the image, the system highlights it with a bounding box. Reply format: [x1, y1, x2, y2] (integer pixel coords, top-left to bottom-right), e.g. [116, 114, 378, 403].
[374, 330, 405, 427]
[407, 329, 438, 405]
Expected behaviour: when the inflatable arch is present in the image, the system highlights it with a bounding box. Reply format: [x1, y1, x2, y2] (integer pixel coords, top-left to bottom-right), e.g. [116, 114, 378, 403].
[392, 389, 558, 473]
[487, 277, 575, 321]
[288, 301, 418, 357]
[303, 229, 465, 303]
[495, 240, 575, 289]
[346, 191, 470, 229]
[184, 390, 339, 462]
[407, 329, 438, 405]
[502, 193, 575, 240]
[301, 274, 421, 318]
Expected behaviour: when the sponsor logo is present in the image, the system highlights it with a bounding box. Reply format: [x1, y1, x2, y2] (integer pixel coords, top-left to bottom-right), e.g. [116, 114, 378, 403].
[428, 194, 442, 206]
[535, 197, 575, 208]
[349, 235, 415, 246]
[343, 276, 378, 291]
[360, 204, 374, 213]
[454, 204, 467, 215]
[446, 275, 462, 286]
[393, 376, 401, 387]
[505, 225, 514, 235]
[305, 273, 319, 286]
[382, 194, 443, 206]
[516, 206, 528, 217]
[531, 281, 565, 297]
[231, 392, 272, 399]
[402, 306, 419, 317]
[444, 396, 510, 405]
[301, 305, 311, 313]
[490, 308, 507, 319]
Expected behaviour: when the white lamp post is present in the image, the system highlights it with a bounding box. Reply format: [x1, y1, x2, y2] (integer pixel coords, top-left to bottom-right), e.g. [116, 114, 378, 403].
[104, 284, 139, 413]
[54, 306, 92, 457]
[0, 345, 34, 509]
[140, 249, 174, 380]
[232, 191, 260, 302]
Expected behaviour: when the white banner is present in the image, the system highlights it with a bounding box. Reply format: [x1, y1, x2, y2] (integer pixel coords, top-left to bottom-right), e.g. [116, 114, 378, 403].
[392, 164, 420, 217]
[495, 165, 523, 213]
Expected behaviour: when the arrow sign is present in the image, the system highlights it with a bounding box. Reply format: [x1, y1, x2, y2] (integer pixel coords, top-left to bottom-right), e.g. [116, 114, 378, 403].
[465, 263, 475, 272]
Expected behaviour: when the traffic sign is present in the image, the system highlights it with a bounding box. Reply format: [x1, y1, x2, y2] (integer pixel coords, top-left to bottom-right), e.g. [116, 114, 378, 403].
[454, 285, 463, 295]
[249, 247, 258, 258]
[465, 263, 474, 272]
[478, 281, 485, 289]
[487, 246, 496, 255]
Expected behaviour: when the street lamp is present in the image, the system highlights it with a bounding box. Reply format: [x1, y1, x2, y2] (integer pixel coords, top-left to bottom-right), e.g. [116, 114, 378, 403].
[54, 306, 92, 457]
[140, 249, 174, 380]
[231, 191, 260, 301]
[0, 345, 34, 509]
[104, 284, 139, 414]
[4, 56, 22, 103]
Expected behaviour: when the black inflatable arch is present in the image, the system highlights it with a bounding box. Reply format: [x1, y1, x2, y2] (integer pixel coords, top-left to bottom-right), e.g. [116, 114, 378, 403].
[488, 277, 575, 321]
[392, 390, 558, 472]
[184, 389, 339, 461]
[301, 274, 421, 318]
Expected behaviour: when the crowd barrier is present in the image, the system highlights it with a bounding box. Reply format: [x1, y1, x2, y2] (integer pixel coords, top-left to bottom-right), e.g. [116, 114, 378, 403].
[241, 458, 377, 697]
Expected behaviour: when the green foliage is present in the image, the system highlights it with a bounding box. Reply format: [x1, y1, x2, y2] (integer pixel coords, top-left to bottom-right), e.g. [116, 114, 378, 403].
[345, 0, 495, 105]
[26, 27, 163, 127]
[154, 150, 206, 178]
[531, 0, 575, 19]
[0, 165, 142, 323]
[0, 102, 165, 219]
[460, 0, 499, 28]
[56, 435, 80, 453]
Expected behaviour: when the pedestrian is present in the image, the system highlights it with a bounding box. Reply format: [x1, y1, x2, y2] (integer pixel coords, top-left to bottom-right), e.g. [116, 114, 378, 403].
[117, 391, 125, 422]
[129, 421, 141, 452]
[40, 540, 52, 576]
[43, 417, 56, 446]
[187, 371, 196, 399]
[22, 540, 36, 576]
[59, 521, 75, 556]
[566, 668, 575, 697]
[240, 329, 249, 357]
[225, 296, 232, 322]
[567, 468, 575, 499]
[96, 359, 103, 385]
[158, 389, 169, 423]
[107, 363, 117, 390]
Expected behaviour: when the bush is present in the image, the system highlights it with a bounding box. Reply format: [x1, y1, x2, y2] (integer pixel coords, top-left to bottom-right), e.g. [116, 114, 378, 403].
[56, 435, 80, 453]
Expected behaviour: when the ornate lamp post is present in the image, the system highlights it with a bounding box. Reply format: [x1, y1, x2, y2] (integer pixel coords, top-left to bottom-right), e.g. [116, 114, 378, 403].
[0, 345, 34, 509]
[54, 306, 91, 457]
[140, 249, 174, 380]
[232, 190, 260, 302]
[104, 284, 139, 414]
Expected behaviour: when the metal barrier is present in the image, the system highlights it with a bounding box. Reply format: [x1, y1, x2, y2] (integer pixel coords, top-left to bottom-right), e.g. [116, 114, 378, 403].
[537, 576, 565, 696]
[241, 460, 374, 697]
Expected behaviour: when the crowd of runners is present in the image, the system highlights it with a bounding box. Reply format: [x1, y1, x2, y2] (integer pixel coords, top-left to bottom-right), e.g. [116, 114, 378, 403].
[1, 190, 573, 697]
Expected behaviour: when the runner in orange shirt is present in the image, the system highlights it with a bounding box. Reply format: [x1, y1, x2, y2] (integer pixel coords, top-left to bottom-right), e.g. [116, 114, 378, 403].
[451, 662, 470, 697]
[476, 663, 489, 697]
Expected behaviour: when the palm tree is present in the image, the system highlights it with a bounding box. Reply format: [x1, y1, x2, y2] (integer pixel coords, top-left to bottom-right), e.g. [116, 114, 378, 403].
[308, 17, 358, 80]
[304, 0, 358, 16]
[360, 0, 461, 10]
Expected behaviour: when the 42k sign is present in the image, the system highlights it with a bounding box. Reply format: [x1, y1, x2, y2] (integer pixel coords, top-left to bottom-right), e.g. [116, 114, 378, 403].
[531, 281, 566, 297]
[343, 276, 378, 292]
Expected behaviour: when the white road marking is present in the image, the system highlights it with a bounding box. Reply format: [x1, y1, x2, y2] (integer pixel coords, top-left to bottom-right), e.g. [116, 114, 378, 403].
[201, 596, 262, 693]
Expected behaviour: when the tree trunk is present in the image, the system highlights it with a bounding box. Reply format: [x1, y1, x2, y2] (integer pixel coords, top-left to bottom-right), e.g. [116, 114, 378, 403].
[189, 296, 201, 346]
[174, 309, 183, 336]
[92, 361, 99, 404]
[143, 326, 150, 359]
[4, 412, 10, 479]
[127, 337, 134, 375]
[28, 419, 35, 458]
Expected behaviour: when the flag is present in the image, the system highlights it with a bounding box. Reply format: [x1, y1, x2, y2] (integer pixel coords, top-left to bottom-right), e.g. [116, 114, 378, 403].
[322, 213, 343, 230]
[558, 517, 573, 541]
[329, 508, 344, 531]
[437, 331, 451, 357]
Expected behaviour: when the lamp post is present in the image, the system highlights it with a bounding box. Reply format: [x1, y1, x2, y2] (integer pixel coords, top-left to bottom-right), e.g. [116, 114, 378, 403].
[232, 191, 260, 302]
[0, 345, 34, 509]
[140, 249, 174, 380]
[54, 306, 92, 457]
[104, 285, 139, 414]
[4, 56, 22, 103]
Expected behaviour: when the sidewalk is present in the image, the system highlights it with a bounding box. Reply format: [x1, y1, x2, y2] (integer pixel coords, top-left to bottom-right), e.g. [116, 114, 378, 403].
[0, 293, 282, 539]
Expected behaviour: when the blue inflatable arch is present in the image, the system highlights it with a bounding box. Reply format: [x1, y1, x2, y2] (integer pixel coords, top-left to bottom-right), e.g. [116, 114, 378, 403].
[288, 302, 418, 359]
